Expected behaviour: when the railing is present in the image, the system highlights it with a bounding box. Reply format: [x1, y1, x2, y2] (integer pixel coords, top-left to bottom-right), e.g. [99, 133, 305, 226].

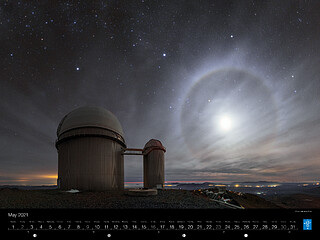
[121, 148, 144, 155]
[121, 146, 166, 155]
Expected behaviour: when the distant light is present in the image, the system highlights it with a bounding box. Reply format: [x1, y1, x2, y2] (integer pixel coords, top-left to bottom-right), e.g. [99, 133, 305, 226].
[230, 34, 234, 38]
[76, 67, 80, 71]
[162, 53, 166, 57]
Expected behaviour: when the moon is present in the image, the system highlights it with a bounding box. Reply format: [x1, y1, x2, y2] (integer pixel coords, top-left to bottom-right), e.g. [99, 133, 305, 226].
[218, 115, 233, 132]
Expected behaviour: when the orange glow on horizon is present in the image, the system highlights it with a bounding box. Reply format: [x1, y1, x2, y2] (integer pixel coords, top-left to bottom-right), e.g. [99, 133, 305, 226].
[0, 173, 58, 185]
[36, 174, 58, 179]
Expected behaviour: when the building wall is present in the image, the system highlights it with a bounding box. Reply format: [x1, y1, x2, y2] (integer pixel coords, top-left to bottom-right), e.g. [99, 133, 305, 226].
[143, 150, 165, 189]
[57, 128, 124, 191]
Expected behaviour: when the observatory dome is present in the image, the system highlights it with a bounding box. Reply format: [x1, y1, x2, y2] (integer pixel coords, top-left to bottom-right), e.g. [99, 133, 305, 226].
[57, 106, 124, 137]
[144, 139, 166, 152]
[56, 106, 126, 191]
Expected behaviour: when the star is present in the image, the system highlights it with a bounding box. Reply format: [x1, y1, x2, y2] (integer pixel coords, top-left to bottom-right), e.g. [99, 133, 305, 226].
[1, 0, 320, 186]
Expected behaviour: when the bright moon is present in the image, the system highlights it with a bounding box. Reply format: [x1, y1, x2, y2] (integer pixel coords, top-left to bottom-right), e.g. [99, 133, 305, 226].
[218, 115, 233, 132]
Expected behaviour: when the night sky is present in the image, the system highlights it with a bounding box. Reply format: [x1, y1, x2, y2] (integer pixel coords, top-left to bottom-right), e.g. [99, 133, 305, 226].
[1, 0, 320, 185]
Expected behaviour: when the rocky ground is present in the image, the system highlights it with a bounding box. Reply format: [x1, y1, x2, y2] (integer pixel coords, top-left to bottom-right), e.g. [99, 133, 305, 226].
[0, 188, 227, 209]
[264, 193, 320, 208]
[193, 188, 281, 209]
[2, 187, 318, 209]
[227, 191, 281, 208]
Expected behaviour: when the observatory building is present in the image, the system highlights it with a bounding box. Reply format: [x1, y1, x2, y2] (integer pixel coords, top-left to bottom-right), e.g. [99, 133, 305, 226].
[56, 106, 166, 192]
[143, 139, 166, 189]
[56, 106, 126, 191]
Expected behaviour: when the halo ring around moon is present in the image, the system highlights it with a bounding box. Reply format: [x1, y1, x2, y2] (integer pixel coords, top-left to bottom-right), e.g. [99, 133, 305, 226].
[180, 68, 278, 160]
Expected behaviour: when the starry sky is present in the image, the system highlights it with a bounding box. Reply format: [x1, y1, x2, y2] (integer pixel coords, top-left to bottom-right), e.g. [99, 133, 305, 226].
[1, 0, 320, 185]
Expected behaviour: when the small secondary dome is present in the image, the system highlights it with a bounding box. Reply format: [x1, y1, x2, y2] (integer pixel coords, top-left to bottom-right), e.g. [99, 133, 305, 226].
[143, 139, 166, 153]
[144, 139, 165, 149]
[143, 139, 165, 189]
[57, 106, 124, 137]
